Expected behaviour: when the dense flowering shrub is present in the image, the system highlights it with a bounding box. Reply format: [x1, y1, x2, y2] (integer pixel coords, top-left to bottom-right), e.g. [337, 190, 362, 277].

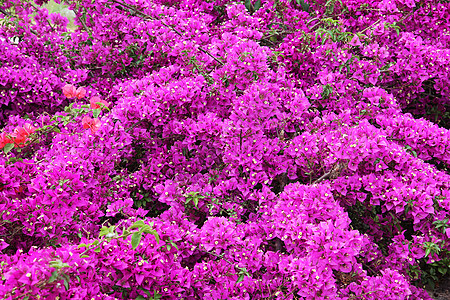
[1, 0, 450, 298]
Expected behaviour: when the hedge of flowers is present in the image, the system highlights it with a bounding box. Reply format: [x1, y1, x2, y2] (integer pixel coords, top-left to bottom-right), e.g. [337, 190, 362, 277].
[1, 0, 450, 298]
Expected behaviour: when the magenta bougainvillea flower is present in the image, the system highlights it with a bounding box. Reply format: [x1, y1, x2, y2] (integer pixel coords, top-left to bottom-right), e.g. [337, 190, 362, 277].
[349, 34, 362, 47]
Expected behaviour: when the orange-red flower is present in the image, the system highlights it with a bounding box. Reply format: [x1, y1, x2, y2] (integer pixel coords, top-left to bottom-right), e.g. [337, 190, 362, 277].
[75, 87, 86, 99]
[89, 96, 110, 109]
[13, 124, 36, 147]
[63, 84, 86, 99]
[10, 123, 37, 148]
[62, 84, 76, 98]
[0, 132, 12, 149]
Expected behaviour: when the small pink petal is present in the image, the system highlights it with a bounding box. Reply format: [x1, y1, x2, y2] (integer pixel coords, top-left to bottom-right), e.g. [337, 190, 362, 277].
[62, 84, 77, 98]
[76, 87, 87, 99]
[90, 96, 102, 109]
[22, 123, 37, 135]
[91, 118, 102, 133]
[82, 116, 93, 129]
[90, 96, 109, 109]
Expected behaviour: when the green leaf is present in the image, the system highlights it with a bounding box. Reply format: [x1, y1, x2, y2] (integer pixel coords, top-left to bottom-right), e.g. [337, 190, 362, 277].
[3, 143, 14, 154]
[193, 197, 199, 208]
[237, 274, 245, 283]
[254, 0, 261, 11]
[405, 204, 411, 214]
[241, 267, 250, 276]
[93, 109, 101, 118]
[141, 225, 155, 234]
[138, 287, 152, 297]
[99, 226, 115, 237]
[150, 230, 160, 244]
[49, 260, 70, 269]
[244, 0, 251, 12]
[63, 275, 70, 290]
[135, 296, 146, 300]
[153, 291, 162, 300]
[131, 232, 143, 250]
[130, 220, 146, 229]
[170, 240, 179, 251]
[48, 271, 59, 283]
[296, 0, 310, 12]
[77, 243, 88, 249]
[93, 247, 101, 252]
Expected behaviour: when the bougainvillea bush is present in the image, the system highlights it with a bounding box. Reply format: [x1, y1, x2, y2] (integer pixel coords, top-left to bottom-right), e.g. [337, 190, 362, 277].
[1, 0, 450, 298]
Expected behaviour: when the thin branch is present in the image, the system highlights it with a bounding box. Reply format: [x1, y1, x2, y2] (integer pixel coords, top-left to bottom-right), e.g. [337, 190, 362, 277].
[312, 170, 332, 184]
[0, 8, 11, 17]
[203, 250, 237, 267]
[306, 16, 319, 26]
[359, 18, 382, 34]
[312, 162, 342, 184]
[349, 289, 383, 299]
[72, 7, 91, 34]
[359, 11, 412, 35]
[29, 2, 55, 32]
[202, 249, 250, 276]
[0, 8, 38, 36]
[124, 120, 143, 133]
